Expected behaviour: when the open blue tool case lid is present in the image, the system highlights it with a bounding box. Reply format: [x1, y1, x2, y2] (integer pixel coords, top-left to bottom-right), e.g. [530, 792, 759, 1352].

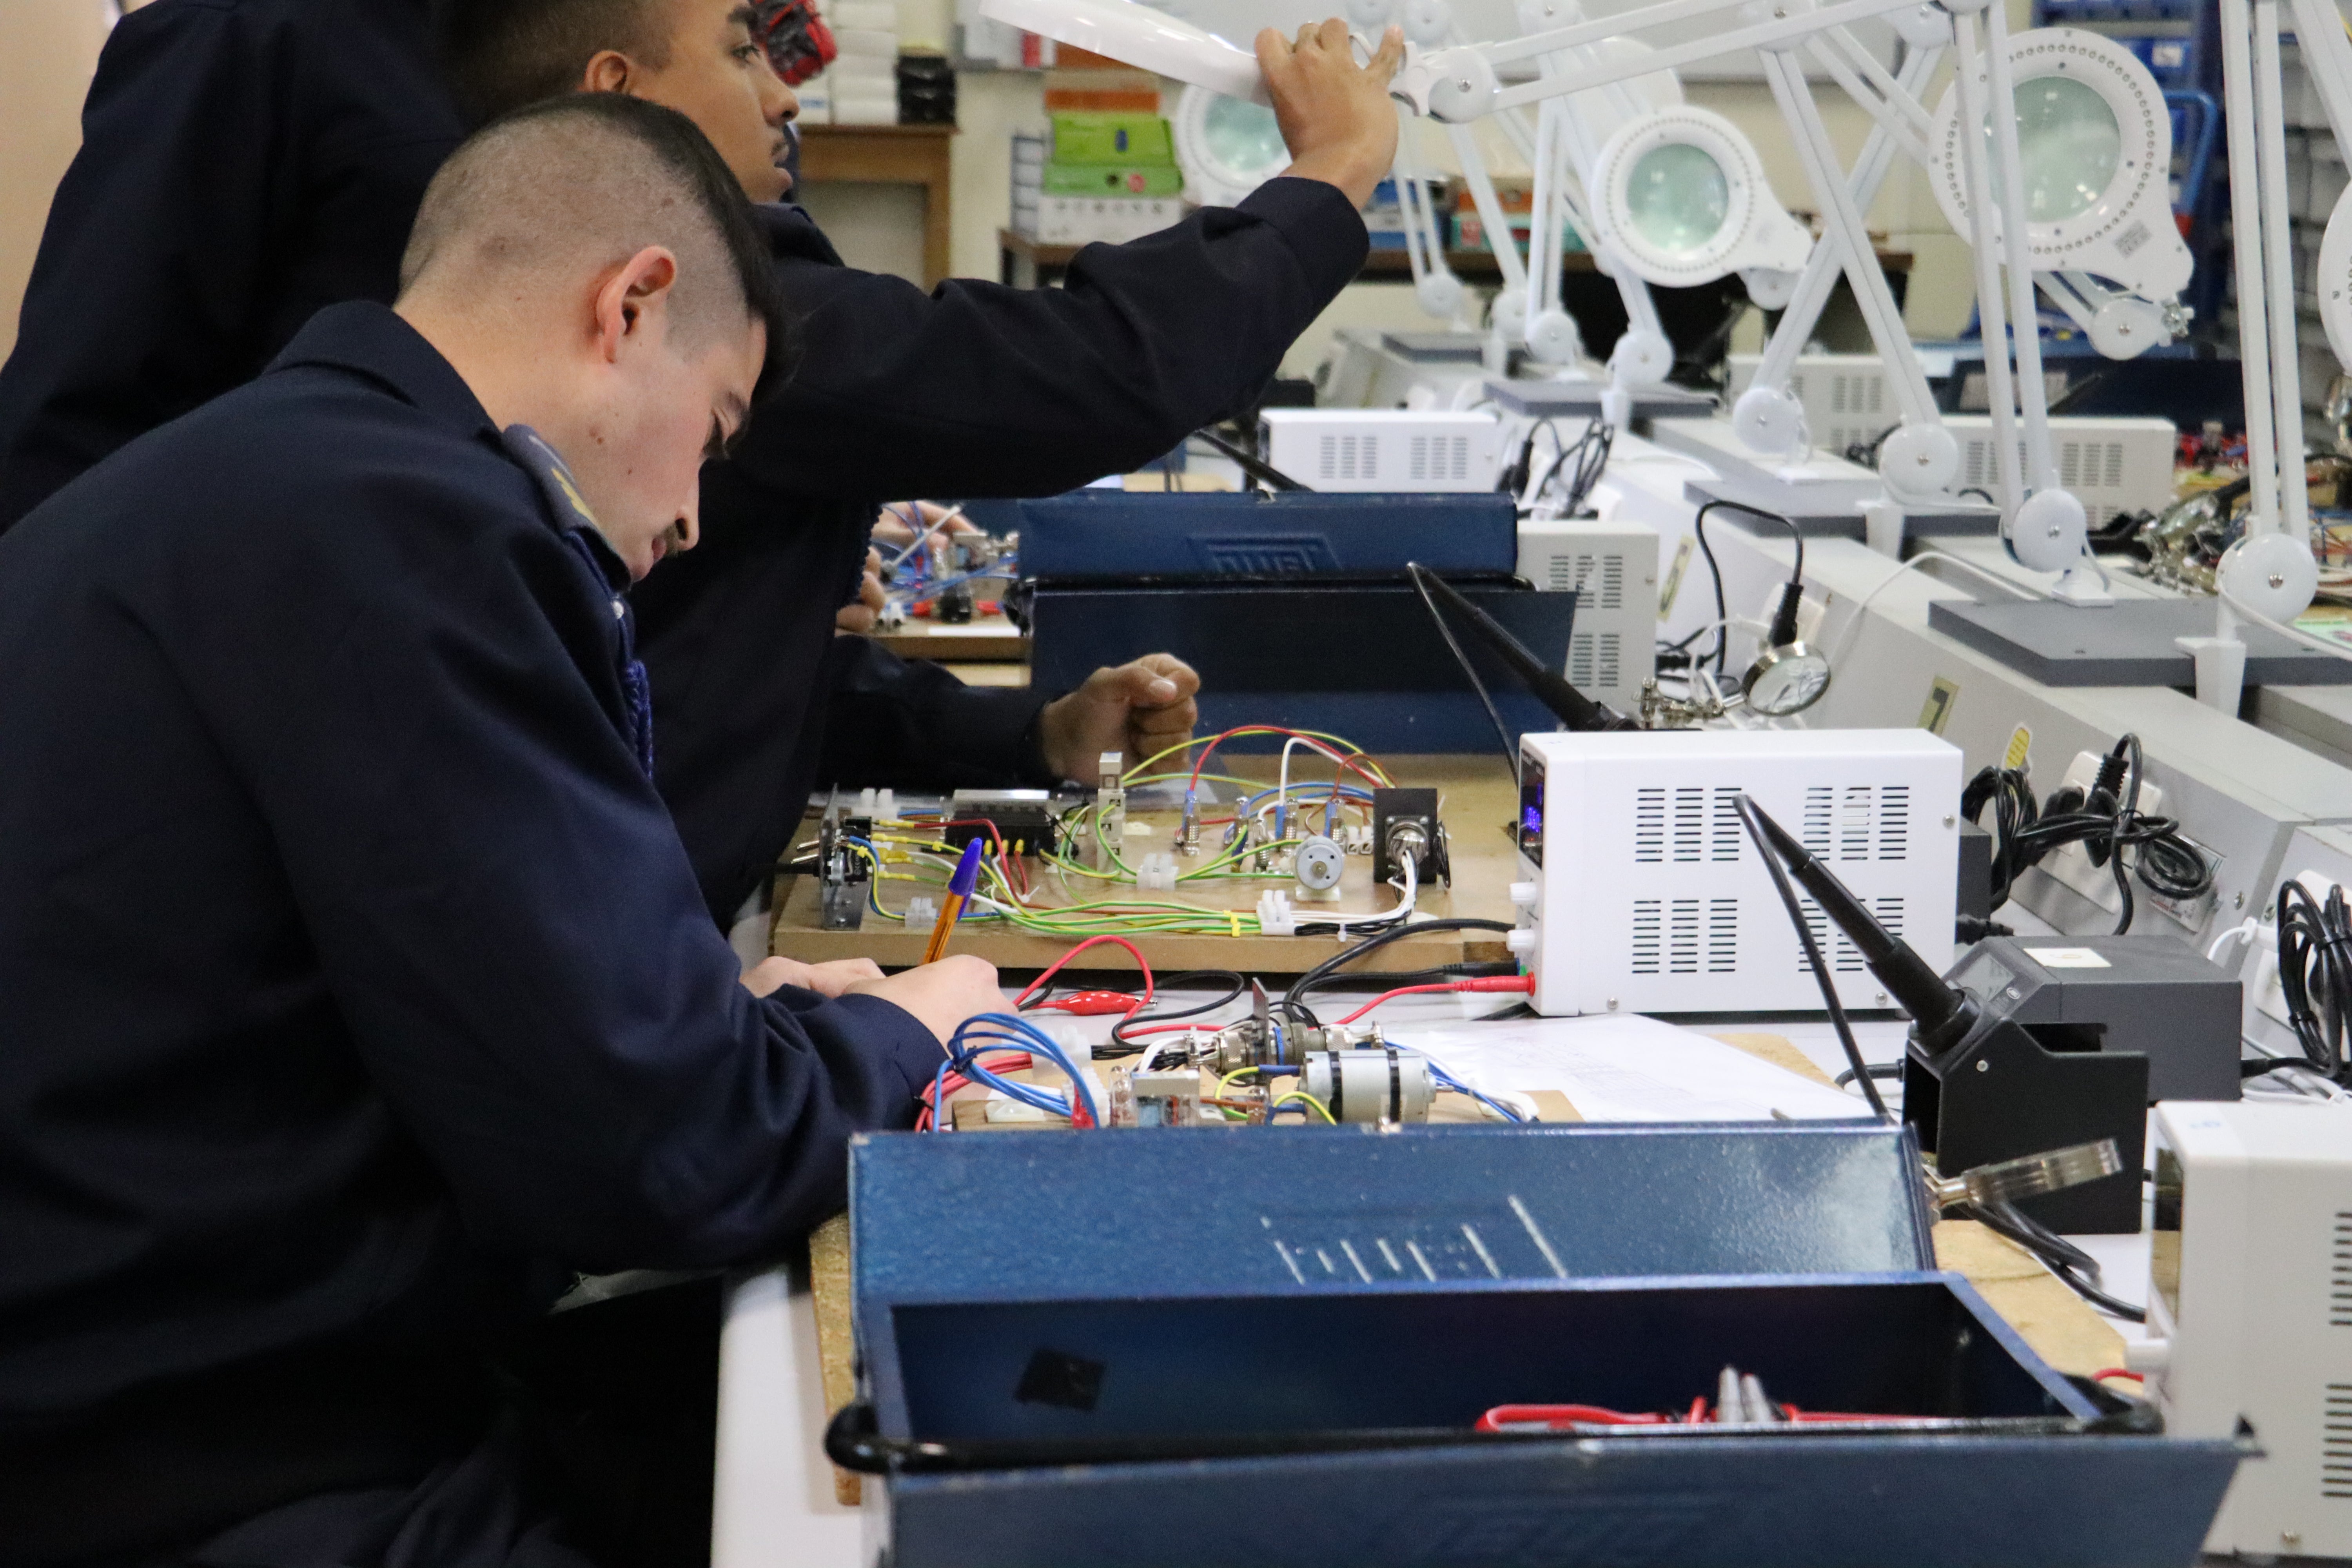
[843, 1123, 2244, 1568]
[1015, 490, 1519, 578]
[849, 1122, 1933, 1327]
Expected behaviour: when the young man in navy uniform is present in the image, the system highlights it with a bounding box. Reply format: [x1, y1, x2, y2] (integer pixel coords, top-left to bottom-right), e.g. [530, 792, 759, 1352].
[0, 0, 1405, 927]
[0, 93, 1005, 1566]
[445, 0, 1404, 922]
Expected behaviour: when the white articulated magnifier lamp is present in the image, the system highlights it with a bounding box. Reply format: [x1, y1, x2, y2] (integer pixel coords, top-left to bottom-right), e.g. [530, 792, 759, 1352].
[1171, 83, 1292, 207]
[980, 0, 2171, 629]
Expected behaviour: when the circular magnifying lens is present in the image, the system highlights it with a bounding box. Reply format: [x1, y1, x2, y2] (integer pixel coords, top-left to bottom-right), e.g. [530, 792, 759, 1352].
[1203, 95, 1287, 178]
[1624, 141, 1730, 256]
[1742, 642, 1832, 717]
[1982, 74, 2121, 221]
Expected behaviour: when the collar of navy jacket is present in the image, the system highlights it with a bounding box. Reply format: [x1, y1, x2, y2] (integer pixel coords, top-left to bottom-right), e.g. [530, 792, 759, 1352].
[267, 301, 657, 775]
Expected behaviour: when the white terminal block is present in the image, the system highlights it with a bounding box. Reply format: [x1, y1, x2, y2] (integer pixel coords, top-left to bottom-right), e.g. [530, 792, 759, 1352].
[2145, 1101, 2352, 1561]
[1514, 729, 1962, 1016]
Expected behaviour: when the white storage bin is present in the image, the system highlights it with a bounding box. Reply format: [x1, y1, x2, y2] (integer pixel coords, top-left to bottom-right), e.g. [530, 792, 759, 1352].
[826, 0, 901, 29]
[1031, 194, 1184, 244]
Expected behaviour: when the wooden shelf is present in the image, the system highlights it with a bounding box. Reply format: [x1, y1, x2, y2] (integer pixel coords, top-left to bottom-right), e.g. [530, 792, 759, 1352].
[799, 123, 957, 287]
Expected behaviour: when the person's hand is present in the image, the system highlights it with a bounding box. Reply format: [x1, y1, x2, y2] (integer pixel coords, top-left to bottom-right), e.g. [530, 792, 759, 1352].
[836, 547, 886, 634]
[846, 954, 1007, 1047]
[1037, 653, 1200, 782]
[741, 955, 886, 998]
[1257, 18, 1405, 211]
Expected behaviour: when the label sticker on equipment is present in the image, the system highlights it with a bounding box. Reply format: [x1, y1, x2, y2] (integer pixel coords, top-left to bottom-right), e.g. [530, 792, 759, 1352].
[1919, 677, 1959, 736]
[1659, 536, 1695, 618]
[2025, 947, 2112, 969]
[2003, 724, 2032, 772]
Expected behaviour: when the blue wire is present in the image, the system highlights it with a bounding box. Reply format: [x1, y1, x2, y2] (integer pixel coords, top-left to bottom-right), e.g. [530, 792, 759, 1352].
[940, 1012, 1100, 1126]
[1425, 1062, 1528, 1123]
[886, 559, 1016, 607]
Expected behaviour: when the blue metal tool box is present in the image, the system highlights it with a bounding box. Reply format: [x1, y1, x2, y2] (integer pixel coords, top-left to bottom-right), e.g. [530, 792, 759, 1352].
[842, 1123, 2241, 1568]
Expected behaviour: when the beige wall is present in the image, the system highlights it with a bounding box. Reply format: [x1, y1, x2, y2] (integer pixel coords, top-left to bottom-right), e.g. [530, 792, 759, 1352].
[0, 0, 111, 359]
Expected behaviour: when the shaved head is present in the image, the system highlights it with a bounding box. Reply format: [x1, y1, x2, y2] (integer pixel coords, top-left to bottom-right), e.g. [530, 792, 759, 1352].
[397, 93, 791, 391]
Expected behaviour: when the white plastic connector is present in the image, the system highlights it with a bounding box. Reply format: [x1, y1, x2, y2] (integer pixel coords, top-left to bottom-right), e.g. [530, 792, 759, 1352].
[1136, 852, 1179, 891]
[874, 788, 897, 820]
[1257, 889, 1299, 936]
[906, 895, 938, 926]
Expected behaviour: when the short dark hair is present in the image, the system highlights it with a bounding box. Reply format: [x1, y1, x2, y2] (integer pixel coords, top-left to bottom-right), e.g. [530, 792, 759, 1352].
[402, 93, 798, 400]
[433, 0, 671, 127]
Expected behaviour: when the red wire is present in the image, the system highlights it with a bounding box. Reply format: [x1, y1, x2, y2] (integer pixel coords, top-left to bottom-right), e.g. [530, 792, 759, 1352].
[931, 816, 1025, 897]
[915, 1049, 1029, 1132]
[1183, 725, 1389, 795]
[1330, 976, 1535, 1026]
[1015, 936, 1154, 1011]
[2091, 1368, 2145, 1383]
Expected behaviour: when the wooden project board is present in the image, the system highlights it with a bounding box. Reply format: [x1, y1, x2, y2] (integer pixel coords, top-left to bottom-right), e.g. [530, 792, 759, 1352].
[769, 754, 1521, 973]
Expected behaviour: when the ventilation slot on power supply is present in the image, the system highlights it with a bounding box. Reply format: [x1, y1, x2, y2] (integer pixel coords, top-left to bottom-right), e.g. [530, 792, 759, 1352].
[1708, 899, 1738, 973]
[1669, 899, 1701, 974]
[1798, 898, 1831, 975]
[1319, 434, 1371, 484]
[1711, 789, 1742, 862]
[1877, 785, 1910, 861]
[1635, 788, 1665, 864]
[1631, 899, 1662, 974]
[2333, 1212, 2352, 1328]
[1550, 552, 1626, 612]
[2325, 1384, 2352, 1498]
[1839, 785, 1873, 862]
[1569, 632, 1626, 692]
[1796, 896, 1902, 975]
[1408, 434, 1470, 485]
[1802, 786, 1834, 857]
[1673, 788, 1706, 863]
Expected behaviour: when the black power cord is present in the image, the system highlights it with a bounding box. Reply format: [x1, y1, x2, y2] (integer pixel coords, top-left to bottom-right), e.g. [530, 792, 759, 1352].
[2269, 878, 2352, 1083]
[1959, 733, 2212, 935]
[1280, 917, 1519, 1029]
[1103, 969, 1249, 1054]
[1690, 500, 1804, 678]
[1965, 1198, 2146, 1323]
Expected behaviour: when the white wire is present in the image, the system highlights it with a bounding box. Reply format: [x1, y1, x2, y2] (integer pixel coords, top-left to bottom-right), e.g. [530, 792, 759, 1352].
[1327, 851, 1419, 938]
[883, 502, 966, 568]
[2206, 917, 2260, 963]
[2219, 581, 2352, 665]
[1823, 548, 2043, 673]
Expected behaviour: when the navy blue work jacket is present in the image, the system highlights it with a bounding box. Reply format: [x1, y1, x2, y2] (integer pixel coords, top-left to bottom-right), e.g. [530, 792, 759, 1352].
[644, 181, 1369, 921]
[0, 303, 946, 1560]
[0, 0, 1370, 929]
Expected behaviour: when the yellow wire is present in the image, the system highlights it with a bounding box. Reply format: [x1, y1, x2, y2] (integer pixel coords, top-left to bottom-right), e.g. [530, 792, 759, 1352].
[1272, 1091, 1337, 1124]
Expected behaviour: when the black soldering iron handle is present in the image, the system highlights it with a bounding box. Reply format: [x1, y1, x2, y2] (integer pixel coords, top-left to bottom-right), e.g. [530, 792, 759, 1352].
[1405, 563, 1637, 732]
[1737, 795, 1976, 1052]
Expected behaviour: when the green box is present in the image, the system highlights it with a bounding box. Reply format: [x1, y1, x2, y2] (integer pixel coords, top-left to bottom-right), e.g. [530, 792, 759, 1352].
[1049, 112, 1174, 165]
[1041, 161, 1187, 197]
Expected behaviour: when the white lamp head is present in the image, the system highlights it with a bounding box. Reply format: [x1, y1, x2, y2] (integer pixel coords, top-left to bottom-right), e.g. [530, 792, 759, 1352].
[1927, 28, 2190, 300]
[1172, 83, 1292, 207]
[2314, 185, 2352, 372]
[980, 0, 1269, 103]
[1583, 105, 1810, 287]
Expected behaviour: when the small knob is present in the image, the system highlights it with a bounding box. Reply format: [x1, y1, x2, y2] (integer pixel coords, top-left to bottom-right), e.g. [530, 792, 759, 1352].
[1508, 881, 1539, 907]
[1506, 929, 1538, 956]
